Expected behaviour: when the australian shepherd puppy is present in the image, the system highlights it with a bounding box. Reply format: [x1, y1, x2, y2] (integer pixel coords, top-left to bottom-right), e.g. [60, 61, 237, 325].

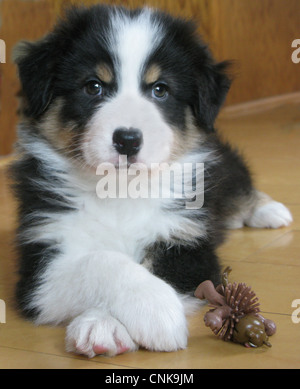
[10, 4, 292, 357]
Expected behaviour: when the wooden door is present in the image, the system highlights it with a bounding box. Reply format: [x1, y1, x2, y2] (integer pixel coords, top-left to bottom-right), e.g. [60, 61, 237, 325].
[1, 0, 300, 155]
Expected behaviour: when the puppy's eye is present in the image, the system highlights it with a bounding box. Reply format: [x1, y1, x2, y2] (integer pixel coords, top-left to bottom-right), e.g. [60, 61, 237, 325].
[84, 80, 103, 96]
[152, 83, 169, 100]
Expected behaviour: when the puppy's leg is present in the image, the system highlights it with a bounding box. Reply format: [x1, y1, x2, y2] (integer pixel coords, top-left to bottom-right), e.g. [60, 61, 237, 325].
[227, 190, 293, 229]
[30, 250, 188, 357]
[244, 190, 293, 228]
[208, 138, 292, 230]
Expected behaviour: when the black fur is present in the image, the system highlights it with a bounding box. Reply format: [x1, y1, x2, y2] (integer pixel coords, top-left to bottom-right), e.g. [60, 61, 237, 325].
[148, 11, 231, 132]
[15, 5, 230, 131]
[150, 133, 253, 293]
[9, 147, 74, 318]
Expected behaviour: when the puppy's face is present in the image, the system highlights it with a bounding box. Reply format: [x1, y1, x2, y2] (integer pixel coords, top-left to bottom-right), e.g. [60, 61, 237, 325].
[15, 6, 230, 170]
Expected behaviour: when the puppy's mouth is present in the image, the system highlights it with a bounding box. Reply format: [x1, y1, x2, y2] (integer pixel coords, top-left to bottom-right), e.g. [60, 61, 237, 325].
[114, 155, 139, 169]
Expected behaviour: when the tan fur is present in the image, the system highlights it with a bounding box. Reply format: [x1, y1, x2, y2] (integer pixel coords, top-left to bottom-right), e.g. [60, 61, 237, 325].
[143, 64, 161, 84]
[96, 63, 114, 84]
[169, 108, 203, 162]
[39, 99, 81, 158]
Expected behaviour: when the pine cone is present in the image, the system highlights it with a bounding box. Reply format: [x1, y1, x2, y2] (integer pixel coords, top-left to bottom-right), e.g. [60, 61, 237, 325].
[216, 281, 260, 341]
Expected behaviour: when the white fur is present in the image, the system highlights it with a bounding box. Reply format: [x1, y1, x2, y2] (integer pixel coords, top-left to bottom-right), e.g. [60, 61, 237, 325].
[31, 249, 188, 355]
[66, 309, 138, 358]
[245, 200, 293, 228]
[83, 93, 174, 168]
[110, 8, 162, 92]
[19, 135, 207, 356]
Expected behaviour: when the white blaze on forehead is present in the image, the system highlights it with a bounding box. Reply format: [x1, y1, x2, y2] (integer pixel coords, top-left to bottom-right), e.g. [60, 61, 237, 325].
[110, 9, 163, 91]
[82, 10, 173, 168]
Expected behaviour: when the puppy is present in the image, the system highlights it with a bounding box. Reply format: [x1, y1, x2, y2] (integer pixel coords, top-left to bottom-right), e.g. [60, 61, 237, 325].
[10, 5, 292, 357]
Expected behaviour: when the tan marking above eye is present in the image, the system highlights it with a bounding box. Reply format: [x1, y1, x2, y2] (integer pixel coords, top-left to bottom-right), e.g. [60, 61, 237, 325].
[144, 64, 161, 85]
[96, 63, 114, 84]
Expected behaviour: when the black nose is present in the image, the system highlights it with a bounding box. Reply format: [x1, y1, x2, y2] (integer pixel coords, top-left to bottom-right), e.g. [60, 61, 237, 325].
[112, 127, 143, 157]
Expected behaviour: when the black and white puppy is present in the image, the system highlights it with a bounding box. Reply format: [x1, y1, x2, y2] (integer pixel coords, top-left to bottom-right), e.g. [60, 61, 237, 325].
[11, 5, 292, 357]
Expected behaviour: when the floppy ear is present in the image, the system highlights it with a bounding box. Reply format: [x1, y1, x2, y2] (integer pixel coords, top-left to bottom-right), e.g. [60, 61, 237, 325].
[195, 61, 231, 132]
[13, 36, 57, 118]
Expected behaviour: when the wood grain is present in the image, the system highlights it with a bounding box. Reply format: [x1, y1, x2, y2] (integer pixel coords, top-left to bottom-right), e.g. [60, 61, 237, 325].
[210, 0, 300, 105]
[0, 0, 300, 155]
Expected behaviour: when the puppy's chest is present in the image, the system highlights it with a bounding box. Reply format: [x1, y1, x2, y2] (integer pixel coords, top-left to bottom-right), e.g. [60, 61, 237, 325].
[59, 194, 181, 262]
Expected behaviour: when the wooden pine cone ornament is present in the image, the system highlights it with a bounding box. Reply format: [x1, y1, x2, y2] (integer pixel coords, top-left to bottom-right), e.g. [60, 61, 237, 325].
[194, 267, 276, 348]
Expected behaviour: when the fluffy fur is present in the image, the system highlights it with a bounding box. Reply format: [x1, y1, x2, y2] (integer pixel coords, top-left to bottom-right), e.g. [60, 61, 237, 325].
[10, 5, 292, 357]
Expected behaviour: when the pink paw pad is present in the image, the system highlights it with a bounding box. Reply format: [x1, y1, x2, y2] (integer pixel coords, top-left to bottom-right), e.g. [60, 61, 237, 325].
[92, 345, 109, 355]
[116, 343, 130, 355]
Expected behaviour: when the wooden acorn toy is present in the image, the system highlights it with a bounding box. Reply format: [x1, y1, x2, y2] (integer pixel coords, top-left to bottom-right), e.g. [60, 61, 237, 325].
[194, 267, 276, 348]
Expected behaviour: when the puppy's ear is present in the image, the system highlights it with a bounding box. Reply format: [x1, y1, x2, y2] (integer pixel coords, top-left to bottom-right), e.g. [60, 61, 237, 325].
[13, 36, 57, 118]
[195, 61, 231, 132]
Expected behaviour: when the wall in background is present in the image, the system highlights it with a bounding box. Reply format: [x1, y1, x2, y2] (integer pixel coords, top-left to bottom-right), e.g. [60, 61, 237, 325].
[0, 0, 300, 155]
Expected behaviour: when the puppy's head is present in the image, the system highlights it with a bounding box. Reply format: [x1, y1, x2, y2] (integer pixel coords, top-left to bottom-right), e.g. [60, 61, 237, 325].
[14, 5, 230, 170]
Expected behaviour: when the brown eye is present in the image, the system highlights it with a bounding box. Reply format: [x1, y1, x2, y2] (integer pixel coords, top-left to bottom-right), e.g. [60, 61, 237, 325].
[152, 83, 169, 100]
[84, 80, 103, 96]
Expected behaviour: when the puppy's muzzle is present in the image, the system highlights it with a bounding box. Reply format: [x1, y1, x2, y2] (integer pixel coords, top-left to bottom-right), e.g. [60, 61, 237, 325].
[113, 127, 143, 157]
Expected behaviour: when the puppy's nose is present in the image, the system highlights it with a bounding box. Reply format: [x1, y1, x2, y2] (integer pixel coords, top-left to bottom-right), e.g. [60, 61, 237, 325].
[113, 127, 143, 157]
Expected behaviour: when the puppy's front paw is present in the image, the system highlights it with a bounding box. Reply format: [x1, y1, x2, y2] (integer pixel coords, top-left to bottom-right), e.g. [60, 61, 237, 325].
[113, 278, 188, 352]
[66, 309, 138, 358]
[246, 201, 293, 228]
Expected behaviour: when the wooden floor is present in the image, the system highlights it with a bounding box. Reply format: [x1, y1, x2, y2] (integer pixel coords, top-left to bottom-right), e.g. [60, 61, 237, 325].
[0, 98, 300, 369]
